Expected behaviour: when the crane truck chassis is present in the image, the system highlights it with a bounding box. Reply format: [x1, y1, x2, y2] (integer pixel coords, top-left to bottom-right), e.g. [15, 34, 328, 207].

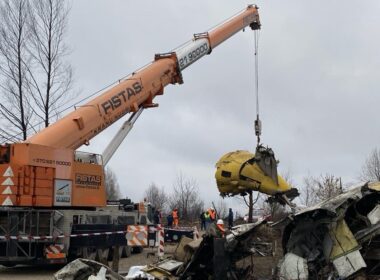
[0, 194, 152, 266]
[0, 5, 261, 266]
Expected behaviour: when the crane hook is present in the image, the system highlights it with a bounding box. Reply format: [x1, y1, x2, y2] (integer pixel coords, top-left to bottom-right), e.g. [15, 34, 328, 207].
[254, 115, 261, 144]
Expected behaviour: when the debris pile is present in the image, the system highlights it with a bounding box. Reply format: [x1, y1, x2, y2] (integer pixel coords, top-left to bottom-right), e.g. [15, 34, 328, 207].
[54, 182, 380, 279]
[54, 258, 124, 280]
[130, 220, 276, 279]
[277, 182, 380, 279]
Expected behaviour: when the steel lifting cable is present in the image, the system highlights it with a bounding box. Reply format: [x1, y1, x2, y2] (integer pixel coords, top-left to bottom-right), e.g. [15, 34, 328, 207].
[253, 29, 262, 146]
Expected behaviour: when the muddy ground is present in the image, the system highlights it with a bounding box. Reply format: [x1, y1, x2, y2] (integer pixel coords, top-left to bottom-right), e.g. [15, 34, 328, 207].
[0, 245, 177, 280]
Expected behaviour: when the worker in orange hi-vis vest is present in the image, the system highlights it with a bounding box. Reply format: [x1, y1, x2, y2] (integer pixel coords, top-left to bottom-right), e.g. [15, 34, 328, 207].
[172, 208, 179, 227]
[208, 208, 216, 222]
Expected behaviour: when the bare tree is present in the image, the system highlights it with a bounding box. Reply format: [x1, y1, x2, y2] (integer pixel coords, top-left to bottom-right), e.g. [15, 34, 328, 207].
[169, 172, 204, 222]
[360, 148, 380, 182]
[104, 167, 121, 200]
[0, 0, 33, 141]
[144, 183, 168, 212]
[28, 0, 72, 127]
[300, 174, 318, 207]
[314, 174, 343, 202]
[0, 0, 72, 142]
[301, 173, 343, 206]
[260, 197, 287, 222]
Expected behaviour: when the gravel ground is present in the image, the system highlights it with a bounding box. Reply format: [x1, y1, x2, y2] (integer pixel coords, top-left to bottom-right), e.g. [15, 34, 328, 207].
[0, 245, 177, 280]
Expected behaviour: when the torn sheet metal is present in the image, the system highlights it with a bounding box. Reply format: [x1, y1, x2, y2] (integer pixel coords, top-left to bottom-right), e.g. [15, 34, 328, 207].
[280, 182, 380, 279]
[332, 250, 366, 278]
[88, 267, 106, 280]
[329, 219, 359, 259]
[368, 204, 380, 225]
[54, 258, 92, 280]
[54, 259, 124, 280]
[157, 259, 183, 272]
[294, 183, 365, 217]
[226, 219, 266, 243]
[143, 264, 178, 280]
[278, 253, 308, 280]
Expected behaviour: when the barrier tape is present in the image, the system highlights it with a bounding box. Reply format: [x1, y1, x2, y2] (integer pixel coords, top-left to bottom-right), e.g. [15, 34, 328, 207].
[163, 227, 194, 232]
[0, 230, 127, 241]
[0, 226, 195, 241]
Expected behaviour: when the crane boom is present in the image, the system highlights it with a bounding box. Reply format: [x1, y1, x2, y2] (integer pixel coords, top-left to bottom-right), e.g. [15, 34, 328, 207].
[25, 5, 260, 150]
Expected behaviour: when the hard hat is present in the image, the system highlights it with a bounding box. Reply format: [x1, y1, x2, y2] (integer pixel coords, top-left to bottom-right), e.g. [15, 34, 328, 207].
[211, 207, 214, 211]
[217, 219, 224, 225]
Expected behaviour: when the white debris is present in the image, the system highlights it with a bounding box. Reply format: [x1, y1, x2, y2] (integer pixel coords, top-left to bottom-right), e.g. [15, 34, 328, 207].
[279, 253, 308, 280]
[367, 204, 380, 225]
[88, 267, 107, 280]
[125, 266, 154, 280]
[333, 250, 366, 278]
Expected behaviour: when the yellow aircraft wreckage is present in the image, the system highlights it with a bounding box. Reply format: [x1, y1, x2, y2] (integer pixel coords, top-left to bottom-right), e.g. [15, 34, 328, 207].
[215, 145, 299, 205]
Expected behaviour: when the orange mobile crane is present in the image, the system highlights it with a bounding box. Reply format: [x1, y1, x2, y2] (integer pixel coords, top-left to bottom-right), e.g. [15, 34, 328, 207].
[0, 6, 260, 266]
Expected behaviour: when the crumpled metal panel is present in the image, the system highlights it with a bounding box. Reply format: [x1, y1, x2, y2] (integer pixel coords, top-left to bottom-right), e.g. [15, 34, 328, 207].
[279, 253, 308, 280]
[332, 250, 366, 278]
[126, 266, 155, 280]
[158, 260, 184, 272]
[329, 219, 359, 260]
[54, 259, 124, 280]
[280, 182, 380, 278]
[294, 183, 365, 217]
[227, 220, 265, 240]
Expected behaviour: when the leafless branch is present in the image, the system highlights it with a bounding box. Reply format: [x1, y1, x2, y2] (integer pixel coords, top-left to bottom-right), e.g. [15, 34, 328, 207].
[144, 183, 168, 212]
[0, 0, 32, 140]
[360, 148, 380, 182]
[28, 0, 72, 127]
[104, 167, 121, 200]
[169, 171, 204, 222]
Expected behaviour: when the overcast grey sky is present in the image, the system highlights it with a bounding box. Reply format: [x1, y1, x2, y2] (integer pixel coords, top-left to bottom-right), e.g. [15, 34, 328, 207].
[66, 1, 380, 213]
